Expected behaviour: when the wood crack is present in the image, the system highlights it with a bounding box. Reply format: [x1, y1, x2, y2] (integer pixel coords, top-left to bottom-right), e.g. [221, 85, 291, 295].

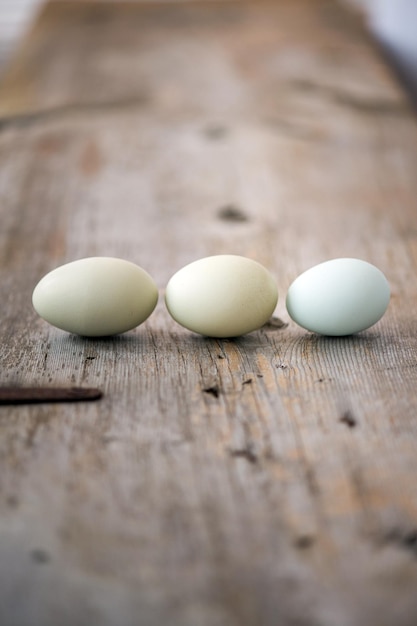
[229, 445, 258, 465]
[291, 78, 410, 116]
[0, 95, 151, 131]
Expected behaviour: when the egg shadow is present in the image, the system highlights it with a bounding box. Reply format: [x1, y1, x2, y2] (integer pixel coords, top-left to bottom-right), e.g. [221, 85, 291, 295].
[49, 330, 149, 366]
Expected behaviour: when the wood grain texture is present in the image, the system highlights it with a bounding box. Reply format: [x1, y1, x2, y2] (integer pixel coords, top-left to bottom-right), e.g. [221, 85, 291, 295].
[1, 2, 417, 625]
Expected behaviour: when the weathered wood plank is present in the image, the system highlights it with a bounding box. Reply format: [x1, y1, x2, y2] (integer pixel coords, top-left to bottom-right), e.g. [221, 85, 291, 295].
[1, 2, 417, 625]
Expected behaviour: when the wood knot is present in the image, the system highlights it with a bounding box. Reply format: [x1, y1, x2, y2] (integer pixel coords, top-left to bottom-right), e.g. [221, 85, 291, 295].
[217, 204, 249, 223]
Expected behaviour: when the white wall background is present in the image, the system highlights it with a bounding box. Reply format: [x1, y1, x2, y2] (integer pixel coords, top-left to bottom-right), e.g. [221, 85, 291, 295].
[367, 0, 417, 101]
[0, 0, 42, 67]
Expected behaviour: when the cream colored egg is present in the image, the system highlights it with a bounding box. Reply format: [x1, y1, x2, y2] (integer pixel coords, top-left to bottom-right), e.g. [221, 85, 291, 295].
[165, 255, 278, 337]
[286, 258, 390, 336]
[32, 257, 158, 336]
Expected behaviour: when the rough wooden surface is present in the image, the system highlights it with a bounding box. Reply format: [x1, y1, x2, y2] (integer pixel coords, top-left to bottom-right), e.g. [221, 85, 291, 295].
[1, 2, 417, 625]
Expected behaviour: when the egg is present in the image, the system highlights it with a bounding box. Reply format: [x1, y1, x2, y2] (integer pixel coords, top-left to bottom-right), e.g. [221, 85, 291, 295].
[286, 258, 390, 336]
[165, 255, 278, 337]
[32, 257, 158, 336]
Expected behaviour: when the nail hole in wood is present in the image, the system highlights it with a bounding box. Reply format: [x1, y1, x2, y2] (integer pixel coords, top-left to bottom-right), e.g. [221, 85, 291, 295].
[229, 447, 258, 464]
[294, 535, 315, 549]
[30, 549, 50, 564]
[203, 386, 220, 398]
[217, 204, 248, 223]
[203, 124, 228, 139]
[339, 410, 357, 428]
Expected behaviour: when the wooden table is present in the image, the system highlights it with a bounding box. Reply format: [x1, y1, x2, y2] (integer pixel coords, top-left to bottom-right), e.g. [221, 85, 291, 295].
[1, 2, 417, 624]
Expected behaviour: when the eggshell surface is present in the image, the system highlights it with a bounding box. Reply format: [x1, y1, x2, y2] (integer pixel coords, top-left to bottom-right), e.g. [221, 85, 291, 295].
[165, 255, 278, 337]
[32, 257, 158, 336]
[286, 258, 390, 336]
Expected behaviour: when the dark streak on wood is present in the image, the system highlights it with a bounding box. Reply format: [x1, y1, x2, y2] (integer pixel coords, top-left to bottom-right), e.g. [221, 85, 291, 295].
[0, 387, 103, 404]
[0, 96, 151, 131]
[291, 78, 411, 116]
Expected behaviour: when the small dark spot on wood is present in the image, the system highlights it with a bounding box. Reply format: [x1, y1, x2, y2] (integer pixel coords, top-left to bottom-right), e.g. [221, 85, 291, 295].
[276, 363, 288, 370]
[257, 374, 263, 378]
[229, 446, 258, 464]
[383, 528, 417, 556]
[217, 354, 225, 359]
[85, 356, 96, 361]
[102, 435, 122, 445]
[79, 140, 103, 177]
[242, 378, 253, 385]
[305, 466, 320, 496]
[404, 531, 417, 548]
[339, 410, 357, 428]
[36, 134, 68, 155]
[30, 549, 50, 564]
[294, 535, 315, 549]
[263, 317, 289, 331]
[217, 204, 248, 223]
[203, 386, 220, 398]
[203, 124, 228, 139]
[6, 495, 18, 508]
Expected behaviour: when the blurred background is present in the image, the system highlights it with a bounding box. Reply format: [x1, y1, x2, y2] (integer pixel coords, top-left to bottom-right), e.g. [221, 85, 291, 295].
[0, 0, 417, 104]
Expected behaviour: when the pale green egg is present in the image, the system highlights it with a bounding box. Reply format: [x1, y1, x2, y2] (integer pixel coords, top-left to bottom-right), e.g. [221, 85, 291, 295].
[33, 257, 158, 337]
